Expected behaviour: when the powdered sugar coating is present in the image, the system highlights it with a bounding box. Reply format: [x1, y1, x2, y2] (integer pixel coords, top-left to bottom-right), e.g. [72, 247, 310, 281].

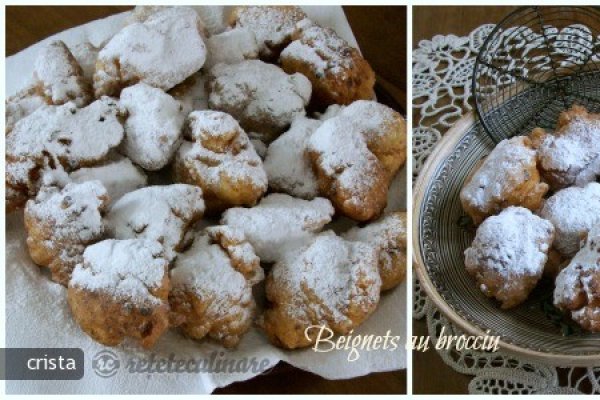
[26, 181, 108, 243]
[554, 224, 600, 332]
[120, 83, 185, 170]
[6, 85, 47, 134]
[204, 27, 259, 70]
[174, 110, 267, 210]
[70, 239, 168, 305]
[343, 211, 407, 290]
[229, 6, 306, 59]
[69, 41, 100, 81]
[95, 7, 207, 96]
[540, 182, 600, 256]
[7, 97, 125, 170]
[69, 156, 147, 203]
[460, 135, 548, 224]
[208, 60, 311, 141]
[264, 116, 321, 199]
[34, 40, 91, 107]
[262, 231, 381, 348]
[221, 193, 334, 263]
[170, 231, 257, 346]
[465, 207, 554, 277]
[106, 185, 205, 261]
[536, 110, 600, 189]
[464, 207, 554, 308]
[307, 100, 405, 220]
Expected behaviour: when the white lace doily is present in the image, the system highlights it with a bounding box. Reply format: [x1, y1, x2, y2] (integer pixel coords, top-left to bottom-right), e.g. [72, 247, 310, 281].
[412, 24, 600, 394]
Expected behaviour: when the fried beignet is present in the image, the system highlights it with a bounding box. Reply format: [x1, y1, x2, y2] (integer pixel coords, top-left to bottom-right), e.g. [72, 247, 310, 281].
[169, 226, 262, 347]
[173, 110, 267, 212]
[94, 7, 206, 97]
[204, 27, 259, 70]
[263, 116, 321, 199]
[343, 211, 407, 291]
[464, 207, 554, 309]
[207, 60, 311, 142]
[554, 224, 600, 332]
[24, 180, 109, 286]
[539, 182, 600, 257]
[533, 105, 600, 190]
[68, 239, 170, 348]
[221, 193, 334, 263]
[307, 100, 406, 221]
[460, 136, 548, 225]
[106, 184, 205, 261]
[280, 19, 376, 109]
[261, 232, 381, 349]
[228, 6, 307, 61]
[120, 83, 186, 171]
[33, 40, 92, 107]
[6, 97, 125, 212]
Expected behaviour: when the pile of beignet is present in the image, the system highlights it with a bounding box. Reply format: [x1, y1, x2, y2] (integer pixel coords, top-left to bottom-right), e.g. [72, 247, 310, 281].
[6, 6, 407, 349]
[461, 105, 600, 332]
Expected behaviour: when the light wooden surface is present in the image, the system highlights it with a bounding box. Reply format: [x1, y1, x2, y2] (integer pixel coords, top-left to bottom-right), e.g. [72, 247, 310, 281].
[5, 5, 406, 394]
[412, 6, 518, 395]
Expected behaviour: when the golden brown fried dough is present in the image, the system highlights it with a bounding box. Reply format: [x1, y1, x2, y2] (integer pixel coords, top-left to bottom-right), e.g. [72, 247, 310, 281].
[460, 136, 548, 225]
[280, 20, 375, 109]
[24, 180, 109, 286]
[68, 239, 170, 348]
[464, 207, 554, 309]
[343, 211, 407, 291]
[261, 232, 381, 349]
[307, 100, 406, 221]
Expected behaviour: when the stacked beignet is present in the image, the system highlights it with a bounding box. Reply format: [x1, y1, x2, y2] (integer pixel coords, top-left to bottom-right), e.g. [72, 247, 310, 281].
[461, 105, 600, 331]
[8, 6, 407, 350]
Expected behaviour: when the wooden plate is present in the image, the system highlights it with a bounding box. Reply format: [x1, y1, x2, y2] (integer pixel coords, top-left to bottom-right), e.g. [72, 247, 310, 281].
[413, 112, 600, 367]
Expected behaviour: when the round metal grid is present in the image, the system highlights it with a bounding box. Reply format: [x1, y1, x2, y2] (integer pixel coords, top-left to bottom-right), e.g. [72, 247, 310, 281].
[473, 6, 600, 143]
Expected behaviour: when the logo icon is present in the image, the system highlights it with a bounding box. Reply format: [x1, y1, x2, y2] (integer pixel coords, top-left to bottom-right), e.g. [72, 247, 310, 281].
[92, 350, 120, 378]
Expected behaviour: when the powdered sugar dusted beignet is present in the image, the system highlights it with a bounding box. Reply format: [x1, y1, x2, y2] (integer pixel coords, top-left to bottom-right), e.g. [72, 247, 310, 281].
[208, 60, 311, 142]
[120, 83, 185, 171]
[69, 41, 100, 82]
[229, 6, 307, 61]
[6, 98, 124, 211]
[554, 224, 600, 332]
[464, 207, 554, 309]
[261, 232, 381, 349]
[307, 100, 407, 221]
[7, 97, 125, 170]
[33, 40, 92, 107]
[221, 193, 334, 263]
[94, 7, 207, 97]
[68, 239, 170, 348]
[6, 85, 47, 135]
[106, 184, 205, 261]
[460, 136, 548, 225]
[264, 116, 321, 199]
[204, 27, 259, 70]
[69, 156, 147, 204]
[343, 211, 407, 291]
[280, 19, 376, 108]
[533, 105, 600, 190]
[169, 226, 262, 347]
[539, 182, 600, 257]
[24, 181, 109, 286]
[173, 110, 267, 212]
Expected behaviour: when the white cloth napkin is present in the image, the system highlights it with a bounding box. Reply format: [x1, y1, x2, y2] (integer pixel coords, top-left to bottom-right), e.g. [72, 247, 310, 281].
[5, 7, 406, 394]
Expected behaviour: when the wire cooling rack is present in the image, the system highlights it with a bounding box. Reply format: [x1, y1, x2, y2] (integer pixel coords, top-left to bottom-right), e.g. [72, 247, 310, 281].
[473, 6, 600, 143]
